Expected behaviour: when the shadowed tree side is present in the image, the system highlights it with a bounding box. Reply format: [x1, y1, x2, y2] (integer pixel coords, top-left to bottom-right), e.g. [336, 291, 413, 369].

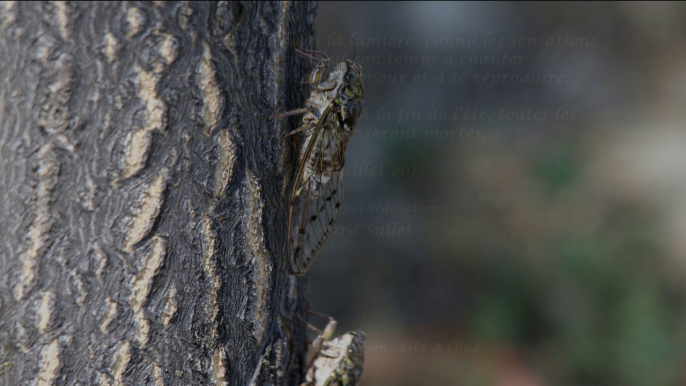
[0, 2, 317, 385]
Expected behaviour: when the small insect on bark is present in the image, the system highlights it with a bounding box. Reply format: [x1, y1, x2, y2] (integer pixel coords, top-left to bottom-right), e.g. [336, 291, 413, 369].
[301, 316, 366, 386]
[272, 46, 364, 276]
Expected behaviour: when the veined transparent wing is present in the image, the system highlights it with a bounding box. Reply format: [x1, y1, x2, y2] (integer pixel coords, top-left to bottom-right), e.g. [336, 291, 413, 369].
[287, 104, 346, 276]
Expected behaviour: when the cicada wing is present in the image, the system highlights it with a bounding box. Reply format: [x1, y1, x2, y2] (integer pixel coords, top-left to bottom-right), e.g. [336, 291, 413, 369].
[289, 169, 343, 276]
[287, 107, 345, 276]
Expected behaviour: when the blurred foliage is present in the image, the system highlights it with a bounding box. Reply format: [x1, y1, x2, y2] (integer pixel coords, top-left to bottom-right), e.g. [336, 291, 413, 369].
[309, 2, 686, 385]
[531, 144, 580, 199]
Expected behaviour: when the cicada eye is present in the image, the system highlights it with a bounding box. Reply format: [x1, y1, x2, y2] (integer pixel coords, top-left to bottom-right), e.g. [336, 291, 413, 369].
[344, 72, 355, 83]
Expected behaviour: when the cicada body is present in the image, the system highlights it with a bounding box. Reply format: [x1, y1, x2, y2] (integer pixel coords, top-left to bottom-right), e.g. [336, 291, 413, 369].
[277, 48, 364, 276]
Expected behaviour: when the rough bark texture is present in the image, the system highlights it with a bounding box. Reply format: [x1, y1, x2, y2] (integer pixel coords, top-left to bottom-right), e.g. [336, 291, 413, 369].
[0, 2, 317, 385]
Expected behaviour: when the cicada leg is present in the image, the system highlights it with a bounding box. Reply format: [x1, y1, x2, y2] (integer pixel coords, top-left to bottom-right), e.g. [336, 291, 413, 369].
[305, 310, 337, 352]
[294, 47, 330, 67]
[298, 310, 339, 369]
[269, 108, 309, 120]
[283, 123, 312, 138]
[294, 46, 329, 58]
[292, 44, 330, 85]
[301, 61, 329, 86]
[297, 307, 338, 345]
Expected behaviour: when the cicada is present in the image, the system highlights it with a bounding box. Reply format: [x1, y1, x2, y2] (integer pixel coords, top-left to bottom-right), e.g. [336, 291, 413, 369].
[274, 47, 364, 276]
[301, 316, 366, 386]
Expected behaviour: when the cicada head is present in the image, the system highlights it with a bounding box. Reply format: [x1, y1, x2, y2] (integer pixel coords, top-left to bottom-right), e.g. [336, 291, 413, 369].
[340, 60, 364, 102]
[334, 60, 364, 134]
[345, 331, 366, 367]
[335, 331, 366, 385]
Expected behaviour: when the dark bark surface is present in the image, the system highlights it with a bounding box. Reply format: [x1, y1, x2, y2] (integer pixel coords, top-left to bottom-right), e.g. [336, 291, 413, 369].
[0, 2, 317, 385]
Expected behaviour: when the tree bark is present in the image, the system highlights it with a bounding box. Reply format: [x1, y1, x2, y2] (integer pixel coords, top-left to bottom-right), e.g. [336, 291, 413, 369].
[0, 1, 316, 385]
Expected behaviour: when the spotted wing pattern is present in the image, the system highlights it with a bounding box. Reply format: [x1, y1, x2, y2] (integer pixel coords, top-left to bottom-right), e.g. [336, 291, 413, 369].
[288, 111, 346, 276]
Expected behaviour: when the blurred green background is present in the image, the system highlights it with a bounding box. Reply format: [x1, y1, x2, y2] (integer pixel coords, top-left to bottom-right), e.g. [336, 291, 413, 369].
[303, 2, 686, 385]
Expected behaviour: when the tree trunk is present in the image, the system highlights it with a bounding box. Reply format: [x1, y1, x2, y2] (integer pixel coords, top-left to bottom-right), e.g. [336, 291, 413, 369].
[0, 1, 316, 385]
